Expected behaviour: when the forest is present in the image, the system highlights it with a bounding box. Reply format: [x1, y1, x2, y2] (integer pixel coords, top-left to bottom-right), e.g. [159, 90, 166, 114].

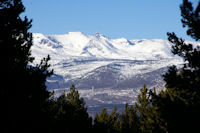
[0, 0, 200, 132]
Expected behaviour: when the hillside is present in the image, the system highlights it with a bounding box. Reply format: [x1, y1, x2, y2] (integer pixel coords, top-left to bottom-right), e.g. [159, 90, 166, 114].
[31, 32, 185, 114]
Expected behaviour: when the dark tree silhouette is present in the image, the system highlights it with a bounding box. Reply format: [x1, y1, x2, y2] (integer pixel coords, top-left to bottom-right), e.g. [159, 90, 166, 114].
[0, 0, 53, 132]
[43, 85, 92, 133]
[94, 107, 121, 133]
[149, 0, 200, 132]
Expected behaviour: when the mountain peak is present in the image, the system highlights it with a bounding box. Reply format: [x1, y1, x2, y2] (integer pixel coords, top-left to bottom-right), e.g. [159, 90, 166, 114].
[95, 32, 101, 37]
[32, 32, 191, 60]
[93, 32, 108, 40]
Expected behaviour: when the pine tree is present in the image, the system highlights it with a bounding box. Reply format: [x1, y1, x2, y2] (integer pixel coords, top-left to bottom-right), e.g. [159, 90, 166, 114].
[134, 85, 165, 133]
[110, 106, 120, 133]
[0, 0, 53, 132]
[94, 107, 120, 133]
[66, 84, 86, 108]
[120, 104, 139, 133]
[45, 85, 92, 133]
[94, 108, 110, 133]
[66, 84, 92, 133]
[150, 0, 200, 132]
[135, 85, 154, 133]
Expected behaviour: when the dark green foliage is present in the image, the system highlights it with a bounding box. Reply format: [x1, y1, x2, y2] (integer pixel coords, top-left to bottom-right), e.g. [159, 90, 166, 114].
[66, 84, 86, 108]
[94, 107, 120, 133]
[0, 1, 93, 132]
[65, 85, 92, 133]
[180, 0, 200, 41]
[149, 0, 200, 132]
[120, 104, 139, 133]
[0, 0, 53, 132]
[135, 85, 153, 133]
[94, 104, 140, 133]
[42, 85, 92, 133]
[135, 86, 165, 133]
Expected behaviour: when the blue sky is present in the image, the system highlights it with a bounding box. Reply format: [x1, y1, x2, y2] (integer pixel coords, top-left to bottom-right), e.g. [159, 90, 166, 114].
[22, 0, 196, 40]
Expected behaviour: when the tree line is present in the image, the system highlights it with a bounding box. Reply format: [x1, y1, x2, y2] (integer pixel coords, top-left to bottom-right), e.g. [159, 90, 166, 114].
[0, 0, 200, 132]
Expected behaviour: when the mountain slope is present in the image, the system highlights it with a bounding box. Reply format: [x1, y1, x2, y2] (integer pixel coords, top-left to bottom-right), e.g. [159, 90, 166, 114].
[31, 32, 186, 114]
[32, 32, 179, 61]
[32, 32, 182, 84]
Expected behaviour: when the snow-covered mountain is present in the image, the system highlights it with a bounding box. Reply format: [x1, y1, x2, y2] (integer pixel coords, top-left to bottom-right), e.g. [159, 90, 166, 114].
[31, 32, 185, 114]
[32, 32, 178, 61]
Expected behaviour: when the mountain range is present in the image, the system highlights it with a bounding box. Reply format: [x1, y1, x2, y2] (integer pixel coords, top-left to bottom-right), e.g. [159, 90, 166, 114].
[31, 32, 186, 114]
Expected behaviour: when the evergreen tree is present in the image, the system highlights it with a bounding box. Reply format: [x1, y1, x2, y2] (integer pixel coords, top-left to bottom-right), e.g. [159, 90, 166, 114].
[135, 85, 155, 133]
[120, 104, 139, 133]
[43, 85, 92, 133]
[66, 84, 86, 108]
[150, 0, 200, 132]
[94, 107, 120, 133]
[0, 0, 53, 132]
[66, 84, 92, 133]
[134, 85, 166, 133]
[94, 108, 112, 133]
[110, 106, 120, 133]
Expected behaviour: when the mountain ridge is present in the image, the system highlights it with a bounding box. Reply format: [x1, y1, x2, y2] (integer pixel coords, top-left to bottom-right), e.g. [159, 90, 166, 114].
[32, 32, 180, 62]
[31, 32, 188, 114]
[31, 32, 184, 90]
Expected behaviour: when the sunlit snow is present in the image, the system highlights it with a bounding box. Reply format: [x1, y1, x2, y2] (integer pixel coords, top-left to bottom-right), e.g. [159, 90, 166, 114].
[31, 32, 192, 114]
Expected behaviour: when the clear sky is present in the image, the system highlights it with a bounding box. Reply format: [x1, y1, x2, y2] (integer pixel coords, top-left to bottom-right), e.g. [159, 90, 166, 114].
[22, 0, 197, 40]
